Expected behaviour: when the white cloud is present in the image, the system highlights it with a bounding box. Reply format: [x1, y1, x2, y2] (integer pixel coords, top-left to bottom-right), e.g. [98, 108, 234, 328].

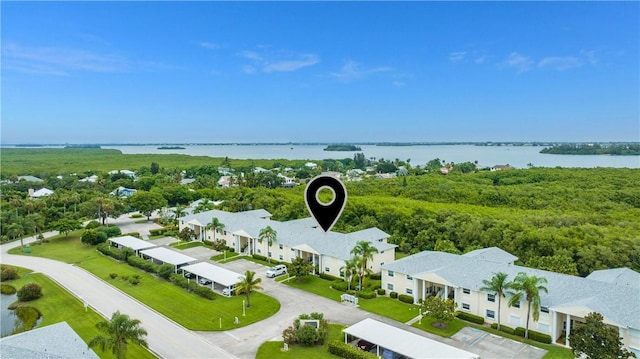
[2, 43, 128, 75]
[392, 81, 406, 87]
[195, 41, 222, 50]
[502, 52, 534, 73]
[449, 51, 467, 63]
[329, 61, 392, 83]
[238, 48, 319, 73]
[538, 56, 583, 71]
[580, 49, 599, 65]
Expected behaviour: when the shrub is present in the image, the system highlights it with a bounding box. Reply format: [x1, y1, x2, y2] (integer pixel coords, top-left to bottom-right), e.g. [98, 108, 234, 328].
[157, 263, 174, 280]
[96, 243, 125, 260]
[319, 273, 341, 282]
[328, 340, 378, 359]
[124, 232, 140, 238]
[514, 327, 552, 344]
[85, 220, 101, 229]
[193, 286, 216, 300]
[252, 254, 267, 262]
[129, 277, 140, 285]
[398, 294, 414, 304]
[130, 213, 144, 218]
[121, 247, 135, 260]
[390, 291, 398, 299]
[1, 284, 16, 294]
[120, 275, 129, 281]
[149, 228, 164, 236]
[81, 229, 107, 245]
[169, 274, 190, 289]
[456, 311, 484, 325]
[127, 255, 158, 273]
[1, 266, 19, 281]
[368, 273, 382, 280]
[491, 323, 515, 335]
[330, 280, 348, 292]
[17, 283, 42, 302]
[103, 225, 122, 238]
[377, 288, 386, 295]
[356, 290, 377, 299]
[109, 273, 118, 279]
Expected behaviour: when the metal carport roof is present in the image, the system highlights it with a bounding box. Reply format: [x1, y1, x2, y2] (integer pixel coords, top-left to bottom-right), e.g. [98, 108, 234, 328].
[139, 247, 196, 266]
[181, 262, 244, 287]
[108, 235, 157, 252]
[343, 318, 479, 359]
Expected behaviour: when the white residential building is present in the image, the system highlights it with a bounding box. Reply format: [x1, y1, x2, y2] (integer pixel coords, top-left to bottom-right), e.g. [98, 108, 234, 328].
[381, 247, 640, 355]
[179, 209, 396, 276]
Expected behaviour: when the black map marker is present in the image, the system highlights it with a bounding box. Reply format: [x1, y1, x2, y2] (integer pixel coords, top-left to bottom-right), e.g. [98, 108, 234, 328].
[304, 175, 347, 233]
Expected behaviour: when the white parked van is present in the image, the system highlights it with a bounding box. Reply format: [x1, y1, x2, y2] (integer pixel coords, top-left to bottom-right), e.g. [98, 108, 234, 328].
[266, 264, 287, 278]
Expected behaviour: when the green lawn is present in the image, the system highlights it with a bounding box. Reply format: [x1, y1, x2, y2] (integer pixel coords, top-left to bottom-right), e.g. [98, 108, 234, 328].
[210, 250, 240, 262]
[284, 276, 342, 301]
[1, 265, 156, 359]
[411, 317, 466, 337]
[358, 296, 421, 323]
[170, 241, 206, 250]
[9, 232, 280, 331]
[256, 324, 346, 359]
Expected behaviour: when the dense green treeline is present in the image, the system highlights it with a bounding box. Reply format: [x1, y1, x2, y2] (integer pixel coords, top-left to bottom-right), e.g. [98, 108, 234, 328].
[540, 143, 640, 155]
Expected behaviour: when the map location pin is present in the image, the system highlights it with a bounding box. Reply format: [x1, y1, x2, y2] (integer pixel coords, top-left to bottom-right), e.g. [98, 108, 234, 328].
[304, 175, 347, 233]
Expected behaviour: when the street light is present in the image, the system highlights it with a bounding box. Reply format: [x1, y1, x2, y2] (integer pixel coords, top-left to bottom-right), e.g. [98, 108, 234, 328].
[242, 300, 246, 316]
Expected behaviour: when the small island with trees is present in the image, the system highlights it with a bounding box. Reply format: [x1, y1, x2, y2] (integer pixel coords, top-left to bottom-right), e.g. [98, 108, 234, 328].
[157, 146, 186, 150]
[323, 144, 362, 151]
[540, 143, 640, 155]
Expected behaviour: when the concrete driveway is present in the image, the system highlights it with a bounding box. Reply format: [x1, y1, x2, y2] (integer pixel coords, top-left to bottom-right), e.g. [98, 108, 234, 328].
[452, 327, 546, 359]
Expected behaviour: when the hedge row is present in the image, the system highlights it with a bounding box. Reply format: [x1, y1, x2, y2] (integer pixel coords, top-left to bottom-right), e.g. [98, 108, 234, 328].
[390, 291, 398, 298]
[490, 323, 516, 335]
[398, 294, 414, 304]
[149, 226, 178, 236]
[168, 274, 215, 300]
[327, 340, 378, 359]
[127, 256, 159, 274]
[514, 327, 552, 344]
[356, 290, 377, 299]
[456, 312, 485, 325]
[97, 243, 126, 260]
[319, 273, 342, 282]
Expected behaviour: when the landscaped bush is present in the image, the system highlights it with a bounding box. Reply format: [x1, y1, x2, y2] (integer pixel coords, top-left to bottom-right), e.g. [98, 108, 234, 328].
[1, 266, 19, 281]
[252, 254, 267, 262]
[120, 275, 129, 281]
[193, 286, 216, 300]
[81, 229, 107, 245]
[283, 313, 330, 346]
[368, 273, 382, 280]
[514, 327, 552, 344]
[319, 273, 341, 282]
[398, 294, 414, 304]
[490, 323, 515, 335]
[356, 290, 377, 299]
[129, 277, 140, 285]
[390, 291, 398, 299]
[328, 340, 378, 359]
[121, 247, 135, 260]
[85, 220, 101, 229]
[1, 284, 16, 294]
[149, 228, 164, 236]
[330, 280, 348, 292]
[17, 283, 42, 302]
[109, 273, 118, 279]
[346, 289, 356, 295]
[99, 225, 121, 238]
[97, 243, 126, 260]
[456, 311, 484, 325]
[376, 288, 385, 295]
[127, 255, 158, 273]
[124, 232, 140, 238]
[130, 213, 144, 218]
[157, 263, 174, 280]
[169, 273, 190, 289]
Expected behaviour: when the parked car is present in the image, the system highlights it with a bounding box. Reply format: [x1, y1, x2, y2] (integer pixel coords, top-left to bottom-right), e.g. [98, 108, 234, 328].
[222, 287, 234, 296]
[357, 339, 375, 352]
[184, 272, 193, 279]
[199, 278, 212, 285]
[266, 264, 287, 278]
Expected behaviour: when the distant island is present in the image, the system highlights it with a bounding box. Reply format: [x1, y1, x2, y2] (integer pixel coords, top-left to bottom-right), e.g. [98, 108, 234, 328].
[64, 144, 101, 149]
[324, 144, 362, 151]
[540, 143, 640, 155]
[158, 146, 186, 150]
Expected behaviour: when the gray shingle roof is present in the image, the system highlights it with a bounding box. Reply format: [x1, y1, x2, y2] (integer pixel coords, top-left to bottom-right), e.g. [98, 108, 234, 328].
[382, 250, 640, 329]
[586, 268, 640, 289]
[463, 247, 518, 264]
[0, 322, 99, 359]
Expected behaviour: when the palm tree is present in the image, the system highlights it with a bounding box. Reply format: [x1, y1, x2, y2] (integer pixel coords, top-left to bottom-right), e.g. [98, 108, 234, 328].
[7, 221, 27, 250]
[340, 257, 360, 291]
[88, 311, 148, 359]
[480, 272, 513, 331]
[172, 204, 186, 222]
[193, 199, 216, 213]
[206, 217, 225, 243]
[350, 241, 378, 289]
[235, 270, 263, 308]
[508, 272, 548, 339]
[258, 226, 277, 263]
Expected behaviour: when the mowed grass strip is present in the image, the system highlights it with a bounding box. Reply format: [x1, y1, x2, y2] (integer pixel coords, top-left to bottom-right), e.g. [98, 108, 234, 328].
[283, 276, 342, 302]
[9, 233, 280, 331]
[2, 266, 156, 359]
[256, 324, 346, 359]
[357, 296, 421, 323]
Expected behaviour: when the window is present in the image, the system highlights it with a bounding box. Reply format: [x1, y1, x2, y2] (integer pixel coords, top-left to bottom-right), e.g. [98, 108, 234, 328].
[387, 283, 394, 291]
[279, 255, 283, 260]
[257, 249, 261, 254]
[291, 248, 295, 251]
[268, 252, 272, 258]
[513, 301, 520, 308]
[487, 294, 496, 302]
[541, 306, 549, 313]
[388, 270, 394, 277]
[325, 267, 330, 272]
[406, 274, 413, 280]
[463, 288, 471, 294]
[462, 303, 470, 311]
[486, 310, 495, 319]
[406, 288, 413, 295]
[279, 244, 283, 250]
[340, 271, 344, 278]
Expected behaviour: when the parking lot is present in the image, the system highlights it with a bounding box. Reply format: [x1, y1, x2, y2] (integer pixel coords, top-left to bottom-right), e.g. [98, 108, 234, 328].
[452, 327, 546, 359]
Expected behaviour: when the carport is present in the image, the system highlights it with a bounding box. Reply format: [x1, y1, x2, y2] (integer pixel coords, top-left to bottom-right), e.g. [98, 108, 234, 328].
[180, 262, 244, 296]
[108, 235, 157, 255]
[139, 247, 196, 273]
[343, 318, 479, 359]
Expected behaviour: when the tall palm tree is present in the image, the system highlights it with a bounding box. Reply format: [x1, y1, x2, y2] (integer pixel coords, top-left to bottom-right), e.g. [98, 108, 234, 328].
[350, 241, 378, 289]
[88, 311, 147, 359]
[508, 272, 548, 339]
[7, 221, 27, 250]
[480, 272, 513, 331]
[258, 226, 277, 263]
[206, 217, 225, 243]
[340, 257, 360, 291]
[194, 199, 216, 213]
[172, 204, 186, 222]
[235, 270, 263, 308]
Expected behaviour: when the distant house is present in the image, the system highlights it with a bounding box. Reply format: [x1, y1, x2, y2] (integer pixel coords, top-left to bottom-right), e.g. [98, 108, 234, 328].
[491, 164, 515, 171]
[253, 167, 271, 174]
[346, 169, 365, 177]
[217, 167, 233, 175]
[439, 167, 450, 175]
[79, 175, 99, 183]
[277, 174, 297, 188]
[180, 178, 196, 185]
[217, 175, 237, 188]
[110, 186, 137, 198]
[29, 188, 54, 198]
[18, 175, 44, 183]
[108, 169, 136, 178]
[304, 162, 318, 170]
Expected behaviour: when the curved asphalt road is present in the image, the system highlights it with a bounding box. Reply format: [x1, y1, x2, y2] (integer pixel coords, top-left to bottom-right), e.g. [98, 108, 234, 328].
[1, 234, 235, 359]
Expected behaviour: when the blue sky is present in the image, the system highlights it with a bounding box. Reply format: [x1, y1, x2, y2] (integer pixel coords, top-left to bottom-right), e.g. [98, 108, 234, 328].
[2, 1, 638, 144]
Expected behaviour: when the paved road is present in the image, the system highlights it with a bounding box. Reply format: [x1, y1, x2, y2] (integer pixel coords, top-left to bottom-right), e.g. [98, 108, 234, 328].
[1, 224, 234, 358]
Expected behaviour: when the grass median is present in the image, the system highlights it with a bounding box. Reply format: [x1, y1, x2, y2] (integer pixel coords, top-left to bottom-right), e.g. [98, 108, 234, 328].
[1, 265, 156, 359]
[9, 232, 280, 331]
